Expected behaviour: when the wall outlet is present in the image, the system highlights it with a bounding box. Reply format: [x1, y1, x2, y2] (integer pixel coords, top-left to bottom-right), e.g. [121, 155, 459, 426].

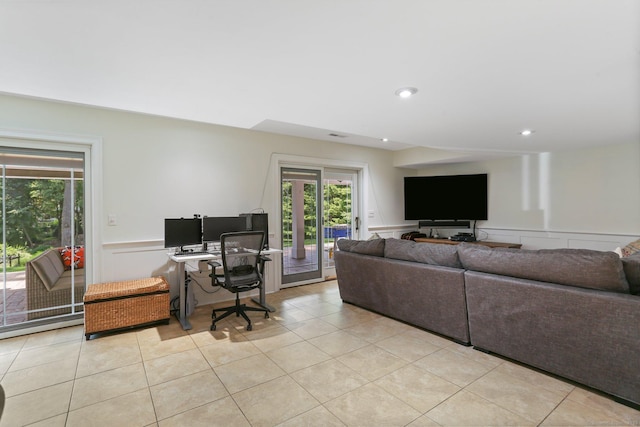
[108, 214, 117, 226]
[368, 210, 375, 218]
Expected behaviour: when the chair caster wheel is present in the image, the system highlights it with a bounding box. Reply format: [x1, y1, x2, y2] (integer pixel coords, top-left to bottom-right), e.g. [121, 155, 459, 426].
[246, 324, 252, 331]
[264, 312, 269, 319]
[210, 324, 217, 331]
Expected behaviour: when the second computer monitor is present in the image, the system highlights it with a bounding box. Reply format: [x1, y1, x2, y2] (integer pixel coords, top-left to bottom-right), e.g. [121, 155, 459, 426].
[202, 216, 248, 243]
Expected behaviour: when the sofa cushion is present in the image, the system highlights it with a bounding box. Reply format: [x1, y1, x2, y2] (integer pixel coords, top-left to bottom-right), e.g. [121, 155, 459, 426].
[458, 244, 630, 293]
[384, 238, 462, 268]
[55, 270, 86, 290]
[621, 252, 640, 295]
[336, 238, 385, 257]
[30, 249, 65, 291]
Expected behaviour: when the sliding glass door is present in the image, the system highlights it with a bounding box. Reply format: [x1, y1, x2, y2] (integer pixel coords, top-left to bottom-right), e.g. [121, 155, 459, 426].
[280, 165, 359, 287]
[0, 148, 85, 330]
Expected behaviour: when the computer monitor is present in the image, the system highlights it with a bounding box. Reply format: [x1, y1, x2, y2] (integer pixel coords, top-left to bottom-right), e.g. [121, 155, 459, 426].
[164, 218, 202, 249]
[202, 216, 247, 243]
[240, 212, 269, 250]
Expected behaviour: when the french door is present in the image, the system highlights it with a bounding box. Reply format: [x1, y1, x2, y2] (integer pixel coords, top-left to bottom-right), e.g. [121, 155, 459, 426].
[280, 166, 358, 287]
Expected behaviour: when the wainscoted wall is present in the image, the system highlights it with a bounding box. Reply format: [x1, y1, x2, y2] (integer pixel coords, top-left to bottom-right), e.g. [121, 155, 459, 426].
[2, 93, 638, 311]
[477, 228, 636, 251]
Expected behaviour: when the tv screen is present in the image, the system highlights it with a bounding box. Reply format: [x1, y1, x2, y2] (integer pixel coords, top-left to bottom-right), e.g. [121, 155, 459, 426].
[202, 216, 247, 242]
[164, 218, 202, 248]
[404, 174, 488, 221]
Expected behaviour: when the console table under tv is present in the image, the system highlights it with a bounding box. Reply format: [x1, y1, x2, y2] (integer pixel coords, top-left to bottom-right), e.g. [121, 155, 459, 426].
[414, 237, 522, 249]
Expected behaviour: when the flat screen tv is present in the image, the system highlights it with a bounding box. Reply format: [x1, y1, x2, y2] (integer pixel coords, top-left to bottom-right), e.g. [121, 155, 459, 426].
[164, 218, 202, 248]
[202, 216, 247, 242]
[404, 173, 488, 221]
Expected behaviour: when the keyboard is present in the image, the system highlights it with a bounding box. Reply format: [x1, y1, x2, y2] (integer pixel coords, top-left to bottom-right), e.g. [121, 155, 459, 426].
[173, 251, 210, 257]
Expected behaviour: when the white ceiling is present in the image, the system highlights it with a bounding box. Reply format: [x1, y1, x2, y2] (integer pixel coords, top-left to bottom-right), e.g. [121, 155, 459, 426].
[1, 1, 639, 161]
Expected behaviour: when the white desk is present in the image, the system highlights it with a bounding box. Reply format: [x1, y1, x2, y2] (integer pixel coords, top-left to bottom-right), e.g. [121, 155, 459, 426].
[168, 249, 280, 330]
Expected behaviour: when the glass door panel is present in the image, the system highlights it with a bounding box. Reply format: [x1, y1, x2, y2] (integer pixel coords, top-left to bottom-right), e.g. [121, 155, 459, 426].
[281, 168, 322, 286]
[323, 170, 357, 276]
[0, 149, 85, 329]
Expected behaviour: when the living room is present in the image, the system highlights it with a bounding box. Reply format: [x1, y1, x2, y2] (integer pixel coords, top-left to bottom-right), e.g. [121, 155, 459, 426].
[0, 1, 639, 425]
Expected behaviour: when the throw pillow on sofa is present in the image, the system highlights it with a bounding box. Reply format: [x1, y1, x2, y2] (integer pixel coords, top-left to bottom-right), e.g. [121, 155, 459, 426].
[59, 246, 85, 270]
[621, 238, 640, 257]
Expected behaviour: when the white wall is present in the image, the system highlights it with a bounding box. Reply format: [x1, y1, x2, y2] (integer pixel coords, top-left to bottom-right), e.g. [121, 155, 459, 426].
[415, 142, 640, 249]
[2, 93, 639, 304]
[0, 93, 409, 304]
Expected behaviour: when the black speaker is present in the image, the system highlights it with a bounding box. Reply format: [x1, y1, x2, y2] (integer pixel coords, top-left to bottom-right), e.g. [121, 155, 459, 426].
[418, 220, 471, 229]
[240, 213, 269, 250]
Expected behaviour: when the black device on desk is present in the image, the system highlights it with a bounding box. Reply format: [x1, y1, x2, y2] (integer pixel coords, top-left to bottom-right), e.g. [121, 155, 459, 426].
[450, 232, 477, 242]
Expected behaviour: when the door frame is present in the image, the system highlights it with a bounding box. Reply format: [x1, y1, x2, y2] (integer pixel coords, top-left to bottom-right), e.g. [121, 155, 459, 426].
[0, 128, 103, 338]
[271, 154, 368, 286]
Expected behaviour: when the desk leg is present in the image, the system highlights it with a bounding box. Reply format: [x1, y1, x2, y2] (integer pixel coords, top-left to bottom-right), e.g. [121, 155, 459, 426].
[176, 261, 192, 330]
[251, 286, 275, 312]
[252, 258, 276, 312]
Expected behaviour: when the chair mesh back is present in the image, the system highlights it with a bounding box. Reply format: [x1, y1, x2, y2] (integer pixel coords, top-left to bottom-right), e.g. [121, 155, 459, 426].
[220, 231, 265, 287]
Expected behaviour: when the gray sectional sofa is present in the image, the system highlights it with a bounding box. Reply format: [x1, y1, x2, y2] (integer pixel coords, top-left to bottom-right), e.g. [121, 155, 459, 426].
[334, 238, 640, 407]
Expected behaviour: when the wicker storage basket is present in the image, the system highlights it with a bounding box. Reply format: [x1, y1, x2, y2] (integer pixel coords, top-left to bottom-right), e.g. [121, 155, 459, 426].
[84, 276, 170, 340]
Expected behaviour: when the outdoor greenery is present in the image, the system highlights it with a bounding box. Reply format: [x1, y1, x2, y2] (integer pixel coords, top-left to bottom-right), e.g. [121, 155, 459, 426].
[282, 181, 351, 247]
[1, 178, 83, 270]
[324, 182, 352, 226]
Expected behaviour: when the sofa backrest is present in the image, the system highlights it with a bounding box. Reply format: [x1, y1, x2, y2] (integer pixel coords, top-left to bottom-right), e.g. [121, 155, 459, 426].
[336, 238, 385, 257]
[29, 249, 65, 291]
[384, 238, 462, 268]
[458, 243, 630, 293]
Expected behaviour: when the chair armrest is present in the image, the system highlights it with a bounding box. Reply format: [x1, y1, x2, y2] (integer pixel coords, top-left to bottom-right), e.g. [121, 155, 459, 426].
[207, 260, 224, 285]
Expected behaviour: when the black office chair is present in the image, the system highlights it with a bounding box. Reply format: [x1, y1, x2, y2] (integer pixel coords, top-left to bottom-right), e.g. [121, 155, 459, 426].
[0, 383, 4, 421]
[208, 231, 270, 331]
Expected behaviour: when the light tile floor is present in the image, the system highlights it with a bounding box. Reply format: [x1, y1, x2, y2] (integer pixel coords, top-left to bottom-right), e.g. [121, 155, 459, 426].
[1, 280, 639, 426]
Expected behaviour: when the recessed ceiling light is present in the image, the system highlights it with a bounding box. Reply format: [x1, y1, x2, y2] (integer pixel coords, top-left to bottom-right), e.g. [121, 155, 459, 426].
[381, 138, 389, 142]
[395, 87, 418, 98]
[520, 129, 534, 136]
